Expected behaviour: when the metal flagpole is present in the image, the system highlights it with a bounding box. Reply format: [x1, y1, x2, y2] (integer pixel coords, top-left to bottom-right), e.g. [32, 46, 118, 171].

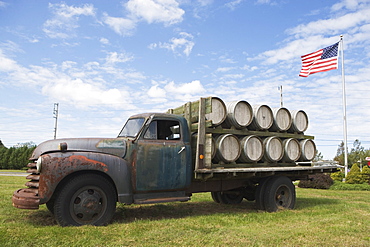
[340, 35, 349, 177]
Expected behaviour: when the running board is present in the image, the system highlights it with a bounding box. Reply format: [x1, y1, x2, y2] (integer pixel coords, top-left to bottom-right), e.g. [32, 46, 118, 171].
[134, 196, 190, 204]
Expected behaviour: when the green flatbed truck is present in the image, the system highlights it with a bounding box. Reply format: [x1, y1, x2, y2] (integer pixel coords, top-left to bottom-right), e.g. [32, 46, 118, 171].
[12, 97, 340, 226]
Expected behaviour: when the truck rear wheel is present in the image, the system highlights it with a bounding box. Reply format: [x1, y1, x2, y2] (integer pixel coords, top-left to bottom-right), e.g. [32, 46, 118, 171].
[263, 176, 295, 212]
[54, 174, 117, 226]
[255, 177, 272, 210]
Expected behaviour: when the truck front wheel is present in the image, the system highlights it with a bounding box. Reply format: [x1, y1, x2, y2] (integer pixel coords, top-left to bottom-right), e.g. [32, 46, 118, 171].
[54, 173, 117, 226]
[211, 191, 243, 204]
[263, 176, 295, 212]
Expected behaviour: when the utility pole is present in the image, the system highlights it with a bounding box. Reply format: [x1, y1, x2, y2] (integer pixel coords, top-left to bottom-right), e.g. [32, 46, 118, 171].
[278, 85, 283, 107]
[53, 103, 59, 139]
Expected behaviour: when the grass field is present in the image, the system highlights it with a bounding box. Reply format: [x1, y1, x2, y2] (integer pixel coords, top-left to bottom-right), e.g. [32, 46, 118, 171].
[1, 175, 369, 247]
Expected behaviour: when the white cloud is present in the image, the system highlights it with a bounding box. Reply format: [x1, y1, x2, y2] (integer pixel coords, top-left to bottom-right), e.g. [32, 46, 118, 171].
[41, 78, 131, 108]
[149, 32, 195, 56]
[105, 52, 134, 64]
[43, 3, 96, 39]
[125, 0, 185, 25]
[164, 80, 205, 94]
[216, 67, 235, 73]
[225, 0, 243, 10]
[249, 1, 370, 66]
[103, 1, 186, 38]
[100, 37, 110, 45]
[241, 65, 258, 71]
[102, 14, 137, 36]
[331, 0, 369, 11]
[147, 84, 167, 98]
[0, 50, 20, 72]
[0, 1, 8, 8]
[197, 0, 214, 6]
[287, 7, 370, 38]
[0, 49, 142, 108]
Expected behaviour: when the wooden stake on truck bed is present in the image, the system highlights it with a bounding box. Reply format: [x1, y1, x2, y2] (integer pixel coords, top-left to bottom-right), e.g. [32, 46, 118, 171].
[195, 97, 206, 170]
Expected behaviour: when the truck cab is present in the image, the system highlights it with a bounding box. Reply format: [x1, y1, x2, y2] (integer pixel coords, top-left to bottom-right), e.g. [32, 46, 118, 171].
[119, 113, 192, 202]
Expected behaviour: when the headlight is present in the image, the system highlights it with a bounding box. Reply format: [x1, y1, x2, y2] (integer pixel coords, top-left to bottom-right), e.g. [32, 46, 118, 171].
[36, 157, 42, 173]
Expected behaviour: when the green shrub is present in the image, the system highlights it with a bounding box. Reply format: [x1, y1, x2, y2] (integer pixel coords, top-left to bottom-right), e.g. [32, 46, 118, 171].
[298, 173, 334, 189]
[362, 165, 370, 184]
[346, 163, 367, 184]
[330, 181, 370, 191]
[331, 171, 344, 182]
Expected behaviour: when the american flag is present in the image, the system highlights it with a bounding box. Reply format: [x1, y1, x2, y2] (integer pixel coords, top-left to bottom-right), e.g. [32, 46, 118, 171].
[299, 42, 339, 77]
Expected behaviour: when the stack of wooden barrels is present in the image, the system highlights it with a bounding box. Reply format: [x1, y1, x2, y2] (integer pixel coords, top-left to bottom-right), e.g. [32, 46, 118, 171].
[170, 97, 316, 166]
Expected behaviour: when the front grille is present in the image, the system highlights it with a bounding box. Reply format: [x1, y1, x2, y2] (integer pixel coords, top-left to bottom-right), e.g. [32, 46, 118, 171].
[12, 161, 40, 209]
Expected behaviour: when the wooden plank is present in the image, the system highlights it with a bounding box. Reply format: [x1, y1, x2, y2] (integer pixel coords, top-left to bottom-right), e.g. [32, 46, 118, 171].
[167, 97, 213, 122]
[195, 98, 206, 170]
[195, 165, 341, 174]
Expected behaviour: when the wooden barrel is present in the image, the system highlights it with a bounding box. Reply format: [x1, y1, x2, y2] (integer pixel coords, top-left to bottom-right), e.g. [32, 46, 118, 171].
[223, 101, 253, 129]
[290, 110, 309, 133]
[214, 134, 241, 163]
[282, 138, 301, 162]
[299, 139, 316, 161]
[270, 107, 292, 132]
[263, 136, 283, 162]
[250, 105, 273, 130]
[238, 135, 264, 162]
[205, 97, 227, 126]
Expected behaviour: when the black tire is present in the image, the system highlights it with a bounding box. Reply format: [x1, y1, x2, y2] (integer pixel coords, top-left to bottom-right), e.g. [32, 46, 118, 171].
[54, 174, 117, 226]
[263, 176, 296, 212]
[255, 177, 272, 210]
[218, 191, 244, 204]
[211, 192, 221, 203]
[244, 190, 256, 202]
[46, 197, 55, 215]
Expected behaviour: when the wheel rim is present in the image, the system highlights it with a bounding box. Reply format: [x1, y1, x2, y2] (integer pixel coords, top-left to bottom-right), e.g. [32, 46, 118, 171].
[70, 186, 107, 224]
[275, 185, 292, 209]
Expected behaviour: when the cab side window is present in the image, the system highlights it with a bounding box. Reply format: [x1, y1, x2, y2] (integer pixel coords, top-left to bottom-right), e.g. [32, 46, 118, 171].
[144, 120, 181, 140]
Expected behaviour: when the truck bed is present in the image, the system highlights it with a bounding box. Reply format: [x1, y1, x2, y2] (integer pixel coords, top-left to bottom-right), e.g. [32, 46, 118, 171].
[194, 165, 341, 180]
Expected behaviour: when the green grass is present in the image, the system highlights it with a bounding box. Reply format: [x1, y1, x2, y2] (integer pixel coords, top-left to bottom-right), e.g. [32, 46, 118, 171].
[330, 180, 370, 191]
[1, 176, 369, 247]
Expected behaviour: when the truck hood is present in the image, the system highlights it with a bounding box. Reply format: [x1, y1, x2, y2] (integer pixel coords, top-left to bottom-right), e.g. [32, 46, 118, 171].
[30, 138, 127, 160]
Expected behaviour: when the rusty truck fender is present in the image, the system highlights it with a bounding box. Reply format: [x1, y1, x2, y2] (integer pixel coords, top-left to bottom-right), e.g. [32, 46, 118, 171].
[38, 151, 133, 205]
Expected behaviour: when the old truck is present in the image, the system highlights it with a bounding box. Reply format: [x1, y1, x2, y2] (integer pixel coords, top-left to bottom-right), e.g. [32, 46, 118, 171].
[12, 97, 340, 226]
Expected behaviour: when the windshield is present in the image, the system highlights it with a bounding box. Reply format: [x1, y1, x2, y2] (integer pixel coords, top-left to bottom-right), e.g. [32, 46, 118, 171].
[118, 118, 145, 138]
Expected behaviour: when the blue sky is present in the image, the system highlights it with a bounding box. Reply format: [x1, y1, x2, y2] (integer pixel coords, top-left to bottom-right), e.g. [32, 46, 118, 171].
[1, 0, 370, 160]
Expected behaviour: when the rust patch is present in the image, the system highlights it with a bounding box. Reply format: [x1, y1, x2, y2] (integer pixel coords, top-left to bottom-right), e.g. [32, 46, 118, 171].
[12, 188, 40, 209]
[12, 161, 40, 210]
[38, 154, 108, 202]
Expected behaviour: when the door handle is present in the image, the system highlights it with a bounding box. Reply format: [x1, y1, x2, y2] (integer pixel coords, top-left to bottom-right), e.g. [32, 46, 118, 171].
[178, 146, 185, 154]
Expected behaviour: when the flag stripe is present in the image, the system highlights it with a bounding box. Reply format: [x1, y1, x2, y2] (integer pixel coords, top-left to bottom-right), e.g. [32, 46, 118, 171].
[299, 42, 339, 77]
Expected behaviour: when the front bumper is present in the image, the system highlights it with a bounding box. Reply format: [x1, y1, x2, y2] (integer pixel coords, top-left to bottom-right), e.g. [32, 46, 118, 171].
[12, 161, 40, 209]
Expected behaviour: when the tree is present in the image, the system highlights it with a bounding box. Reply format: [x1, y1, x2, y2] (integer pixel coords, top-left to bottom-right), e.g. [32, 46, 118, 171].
[334, 141, 345, 166]
[334, 139, 370, 170]
[348, 139, 365, 167]
[0, 142, 36, 170]
[346, 163, 367, 184]
[361, 165, 370, 184]
[331, 171, 344, 182]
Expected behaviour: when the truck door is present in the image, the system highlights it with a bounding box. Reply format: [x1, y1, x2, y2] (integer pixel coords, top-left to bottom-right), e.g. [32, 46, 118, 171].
[135, 118, 191, 192]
